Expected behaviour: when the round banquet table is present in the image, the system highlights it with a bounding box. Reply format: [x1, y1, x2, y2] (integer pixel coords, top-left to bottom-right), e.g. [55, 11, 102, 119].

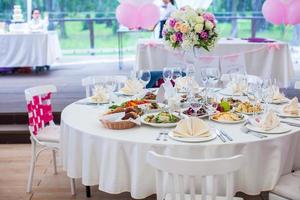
[61, 101, 300, 199]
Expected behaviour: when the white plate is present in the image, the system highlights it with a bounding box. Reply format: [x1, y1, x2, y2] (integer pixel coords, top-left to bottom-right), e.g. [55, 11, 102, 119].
[236, 110, 264, 115]
[210, 113, 247, 124]
[270, 98, 289, 104]
[245, 123, 291, 134]
[87, 97, 109, 104]
[115, 91, 135, 96]
[276, 111, 300, 118]
[141, 112, 181, 128]
[219, 88, 245, 96]
[168, 131, 217, 143]
[140, 103, 165, 113]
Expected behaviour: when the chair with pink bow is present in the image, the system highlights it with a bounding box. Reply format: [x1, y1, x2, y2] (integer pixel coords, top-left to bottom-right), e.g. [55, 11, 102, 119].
[25, 85, 75, 195]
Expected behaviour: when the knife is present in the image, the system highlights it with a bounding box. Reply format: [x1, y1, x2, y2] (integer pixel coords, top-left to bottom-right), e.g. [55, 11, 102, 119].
[216, 129, 226, 143]
[220, 130, 233, 141]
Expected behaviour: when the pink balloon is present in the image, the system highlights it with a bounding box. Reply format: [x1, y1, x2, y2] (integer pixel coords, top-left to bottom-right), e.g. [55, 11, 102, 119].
[116, 3, 139, 29]
[287, 0, 300, 25]
[138, 4, 160, 29]
[262, 0, 288, 25]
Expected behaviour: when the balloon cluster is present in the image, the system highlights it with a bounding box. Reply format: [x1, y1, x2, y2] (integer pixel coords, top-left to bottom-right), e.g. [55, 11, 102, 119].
[262, 0, 300, 25]
[116, 0, 160, 30]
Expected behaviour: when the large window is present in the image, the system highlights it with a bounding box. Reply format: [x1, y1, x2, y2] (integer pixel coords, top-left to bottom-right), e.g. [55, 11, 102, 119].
[0, 0, 297, 55]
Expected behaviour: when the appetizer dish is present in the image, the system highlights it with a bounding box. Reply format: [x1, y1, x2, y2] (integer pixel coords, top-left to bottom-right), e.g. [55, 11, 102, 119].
[182, 107, 208, 118]
[211, 112, 245, 122]
[212, 100, 232, 112]
[222, 97, 242, 107]
[144, 112, 181, 124]
[180, 93, 203, 103]
[235, 102, 263, 114]
[143, 92, 157, 101]
[121, 107, 142, 120]
[107, 99, 149, 114]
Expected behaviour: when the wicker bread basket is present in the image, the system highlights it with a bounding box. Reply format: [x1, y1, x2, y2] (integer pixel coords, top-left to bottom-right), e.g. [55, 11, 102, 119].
[100, 119, 136, 130]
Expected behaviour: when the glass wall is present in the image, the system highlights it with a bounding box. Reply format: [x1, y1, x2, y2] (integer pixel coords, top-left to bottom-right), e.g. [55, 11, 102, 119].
[0, 0, 297, 55]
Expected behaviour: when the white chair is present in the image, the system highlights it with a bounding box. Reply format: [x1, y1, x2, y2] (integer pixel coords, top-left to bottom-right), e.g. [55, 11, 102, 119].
[269, 171, 300, 200]
[147, 151, 244, 200]
[82, 75, 127, 97]
[295, 81, 300, 89]
[25, 85, 75, 195]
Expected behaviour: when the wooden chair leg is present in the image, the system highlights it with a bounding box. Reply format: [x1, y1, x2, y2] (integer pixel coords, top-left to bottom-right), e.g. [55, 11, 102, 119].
[86, 186, 91, 198]
[27, 138, 36, 193]
[52, 150, 57, 175]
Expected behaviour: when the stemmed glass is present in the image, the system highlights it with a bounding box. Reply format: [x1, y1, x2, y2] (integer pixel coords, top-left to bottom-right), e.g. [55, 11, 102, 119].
[104, 77, 117, 106]
[171, 67, 182, 81]
[163, 67, 172, 84]
[137, 70, 151, 89]
[204, 68, 220, 101]
[199, 68, 208, 103]
[261, 79, 272, 113]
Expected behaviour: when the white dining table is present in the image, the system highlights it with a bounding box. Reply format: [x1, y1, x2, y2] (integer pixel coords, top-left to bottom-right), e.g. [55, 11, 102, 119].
[0, 31, 61, 67]
[60, 98, 300, 199]
[136, 38, 295, 87]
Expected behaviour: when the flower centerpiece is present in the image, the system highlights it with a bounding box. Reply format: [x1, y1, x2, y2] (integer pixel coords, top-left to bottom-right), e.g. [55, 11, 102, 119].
[163, 6, 218, 51]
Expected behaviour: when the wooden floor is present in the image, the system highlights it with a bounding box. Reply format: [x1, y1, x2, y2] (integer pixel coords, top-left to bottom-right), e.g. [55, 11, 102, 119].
[0, 144, 267, 200]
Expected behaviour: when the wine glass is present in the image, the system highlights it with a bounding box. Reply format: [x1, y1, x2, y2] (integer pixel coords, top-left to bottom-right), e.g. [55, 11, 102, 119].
[189, 97, 202, 117]
[261, 79, 272, 112]
[171, 67, 182, 81]
[105, 77, 117, 105]
[185, 64, 196, 78]
[138, 70, 151, 89]
[163, 67, 172, 83]
[206, 68, 220, 88]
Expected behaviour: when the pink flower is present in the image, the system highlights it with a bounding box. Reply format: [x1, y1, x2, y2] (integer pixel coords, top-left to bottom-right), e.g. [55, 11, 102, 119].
[175, 32, 183, 42]
[169, 19, 176, 28]
[203, 13, 215, 23]
[200, 31, 208, 40]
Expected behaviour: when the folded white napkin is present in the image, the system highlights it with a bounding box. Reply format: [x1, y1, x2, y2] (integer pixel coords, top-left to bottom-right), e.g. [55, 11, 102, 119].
[252, 111, 280, 131]
[120, 80, 144, 95]
[175, 77, 199, 92]
[283, 97, 299, 115]
[173, 117, 210, 138]
[272, 86, 285, 101]
[163, 81, 176, 99]
[91, 85, 109, 103]
[227, 81, 247, 94]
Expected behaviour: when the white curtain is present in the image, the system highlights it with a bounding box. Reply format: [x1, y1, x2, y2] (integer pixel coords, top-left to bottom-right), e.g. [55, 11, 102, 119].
[27, 0, 32, 22]
[174, 0, 212, 9]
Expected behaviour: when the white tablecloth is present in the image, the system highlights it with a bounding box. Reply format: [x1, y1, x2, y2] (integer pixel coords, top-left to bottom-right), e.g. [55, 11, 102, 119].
[0, 31, 61, 67]
[136, 38, 294, 87]
[61, 101, 300, 199]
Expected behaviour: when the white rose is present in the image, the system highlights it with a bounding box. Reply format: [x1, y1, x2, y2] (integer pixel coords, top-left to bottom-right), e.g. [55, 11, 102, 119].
[196, 16, 205, 24]
[194, 24, 204, 33]
[205, 21, 214, 30]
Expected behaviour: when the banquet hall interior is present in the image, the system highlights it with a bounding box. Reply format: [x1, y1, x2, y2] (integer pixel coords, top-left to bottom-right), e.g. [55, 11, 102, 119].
[1, 0, 300, 200]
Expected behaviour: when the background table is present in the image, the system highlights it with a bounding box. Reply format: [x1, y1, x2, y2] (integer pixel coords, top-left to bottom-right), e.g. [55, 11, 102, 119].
[61, 102, 300, 199]
[136, 38, 294, 87]
[0, 31, 61, 68]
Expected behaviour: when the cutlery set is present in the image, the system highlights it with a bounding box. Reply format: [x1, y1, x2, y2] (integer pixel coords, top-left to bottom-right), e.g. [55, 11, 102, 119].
[156, 132, 168, 141]
[216, 128, 233, 143]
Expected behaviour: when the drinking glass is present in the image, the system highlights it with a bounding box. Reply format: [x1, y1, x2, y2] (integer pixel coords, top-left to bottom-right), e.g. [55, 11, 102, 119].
[138, 70, 151, 89]
[105, 77, 117, 105]
[189, 98, 202, 117]
[163, 67, 172, 83]
[261, 79, 272, 112]
[171, 67, 182, 81]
